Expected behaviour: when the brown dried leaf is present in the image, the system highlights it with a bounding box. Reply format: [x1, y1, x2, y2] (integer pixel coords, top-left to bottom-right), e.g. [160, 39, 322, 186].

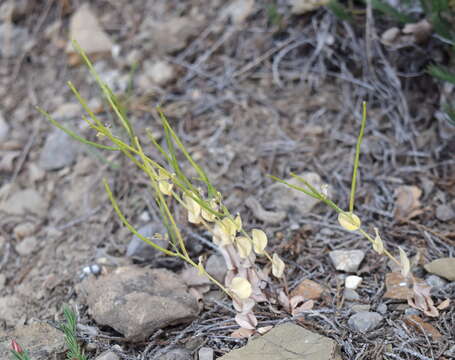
[408, 281, 439, 317]
[235, 312, 258, 330]
[230, 327, 254, 338]
[290, 279, 324, 300]
[383, 272, 413, 300]
[394, 185, 423, 221]
[437, 299, 450, 310]
[291, 299, 314, 316]
[404, 315, 442, 339]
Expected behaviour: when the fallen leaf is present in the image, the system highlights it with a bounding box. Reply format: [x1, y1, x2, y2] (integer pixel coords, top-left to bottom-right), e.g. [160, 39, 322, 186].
[230, 327, 254, 338]
[424, 257, 455, 281]
[383, 272, 413, 300]
[235, 312, 257, 330]
[394, 185, 422, 221]
[408, 281, 439, 317]
[404, 315, 442, 339]
[290, 279, 324, 300]
[437, 299, 450, 310]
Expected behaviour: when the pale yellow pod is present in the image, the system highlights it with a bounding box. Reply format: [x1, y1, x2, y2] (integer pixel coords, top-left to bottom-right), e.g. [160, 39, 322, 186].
[399, 247, 411, 278]
[184, 194, 202, 224]
[252, 229, 267, 255]
[230, 277, 252, 299]
[373, 227, 384, 255]
[272, 253, 285, 278]
[235, 236, 252, 258]
[338, 212, 361, 231]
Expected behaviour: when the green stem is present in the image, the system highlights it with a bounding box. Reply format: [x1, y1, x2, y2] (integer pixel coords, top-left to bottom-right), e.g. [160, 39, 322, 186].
[349, 101, 367, 213]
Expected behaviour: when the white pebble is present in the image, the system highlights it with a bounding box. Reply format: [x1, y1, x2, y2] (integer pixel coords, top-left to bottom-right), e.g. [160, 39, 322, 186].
[345, 275, 363, 290]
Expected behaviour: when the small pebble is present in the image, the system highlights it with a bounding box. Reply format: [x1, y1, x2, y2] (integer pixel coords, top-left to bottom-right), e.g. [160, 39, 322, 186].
[436, 204, 455, 222]
[159, 347, 192, 360]
[0, 273, 6, 289]
[345, 275, 362, 290]
[95, 350, 119, 360]
[329, 250, 365, 272]
[377, 303, 387, 315]
[15, 236, 38, 256]
[198, 347, 214, 360]
[344, 288, 360, 301]
[425, 274, 447, 289]
[13, 222, 36, 239]
[351, 304, 371, 313]
[404, 308, 420, 316]
[348, 311, 383, 333]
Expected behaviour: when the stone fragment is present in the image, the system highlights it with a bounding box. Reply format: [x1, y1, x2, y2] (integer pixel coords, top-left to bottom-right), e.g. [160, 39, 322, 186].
[351, 304, 371, 313]
[0, 274, 5, 289]
[0, 188, 47, 216]
[13, 222, 37, 239]
[329, 250, 365, 272]
[348, 312, 383, 333]
[15, 236, 38, 256]
[219, 322, 341, 359]
[0, 322, 66, 360]
[159, 347, 192, 360]
[77, 266, 199, 342]
[222, 0, 255, 24]
[436, 204, 455, 222]
[425, 275, 447, 289]
[0, 112, 9, 142]
[126, 223, 168, 260]
[198, 347, 214, 360]
[343, 289, 360, 301]
[146, 60, 175, 86]
[377, 303, 387, 315]
[95, 350, 120, 360]
[206, 254, 227, 283]
[345, 275, 362, 290]
[263, 172, 330, 216]
[424, 258, 455, 281]
[0, 23, 28, 57]
[0, 295, 24, 327]
[66, 3, 113, 57]
[290, 279, 324, 300]
[39, 129, 79, 170]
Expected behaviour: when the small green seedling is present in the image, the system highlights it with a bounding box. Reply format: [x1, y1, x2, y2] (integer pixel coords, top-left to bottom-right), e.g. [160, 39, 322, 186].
[60, 306, 87, 360]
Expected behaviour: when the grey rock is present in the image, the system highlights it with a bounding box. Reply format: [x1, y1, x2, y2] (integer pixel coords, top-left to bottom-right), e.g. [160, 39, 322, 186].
[206, 254, 227, 283]
[39, 129, 79, 170]
[198, 347, 214, 360]
[0, 322, 66, 360]
[343, 289, 360, 301]
[348, 312, 383, 333]
[15, 236, 38, 256]
[0, 274, 5, 289]
[0, 24, 28, 57]
[329, 250, 365, 272]
[0, 295, 24, 326]
[76, 265, 199, 342]
[436, 204, 455, 222]
[263, 172, 330, 216]
[126, 223, 168, 260]
[0, 112, 9, 142]
[404, 308, 420, 316]
[425, 274, 447, 289]
[377, 303, 387, 315]
[158, 347, 192, 360]
[219, 322, 341, 360]
[0, 188, 48, 216]
[351, 304, 371, 313]
[95, 350, 120, 360]
[424, 258, 455, 281]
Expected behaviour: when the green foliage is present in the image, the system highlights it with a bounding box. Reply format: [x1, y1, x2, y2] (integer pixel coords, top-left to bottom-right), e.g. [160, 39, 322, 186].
[60, 306, 87, 360]
[10, 350, 31, 360]
[327, 0, 353, 22]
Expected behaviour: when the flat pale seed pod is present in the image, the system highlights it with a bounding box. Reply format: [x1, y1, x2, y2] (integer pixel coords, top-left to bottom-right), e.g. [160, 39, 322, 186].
[399, 247, 411, 278]
[158, 181, 173, 196]
[230, 277, 252, 299]
[252, 229, 267, 255]
[373, 227, 384, 254]
[272, 253, 285, 278]
[236, 236, 252, 258]
[184, 194, 201, 224]
[234, 214, 242, 231]
[338, 212, 361, 231]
